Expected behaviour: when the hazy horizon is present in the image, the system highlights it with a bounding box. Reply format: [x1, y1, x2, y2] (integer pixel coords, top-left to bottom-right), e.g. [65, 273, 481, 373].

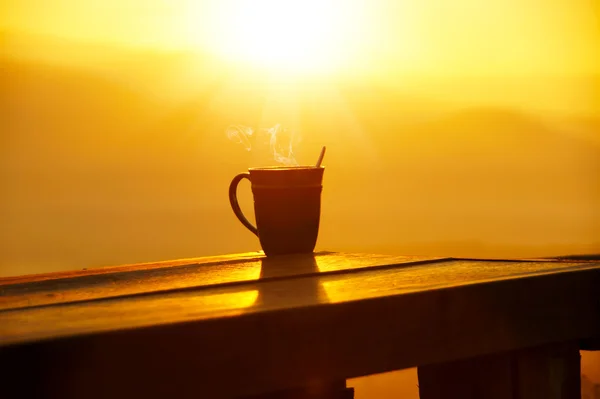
[1, 33, 598, 276]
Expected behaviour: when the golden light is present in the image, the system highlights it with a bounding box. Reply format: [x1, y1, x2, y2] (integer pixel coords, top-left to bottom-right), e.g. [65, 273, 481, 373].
[182, 0, 367, 75]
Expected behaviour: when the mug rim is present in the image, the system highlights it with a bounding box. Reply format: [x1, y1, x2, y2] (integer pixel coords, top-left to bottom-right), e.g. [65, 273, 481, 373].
[249, 166, 324, 171]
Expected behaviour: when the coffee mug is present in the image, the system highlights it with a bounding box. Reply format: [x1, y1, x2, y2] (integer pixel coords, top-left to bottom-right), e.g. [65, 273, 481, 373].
[229, 166, 324, 256]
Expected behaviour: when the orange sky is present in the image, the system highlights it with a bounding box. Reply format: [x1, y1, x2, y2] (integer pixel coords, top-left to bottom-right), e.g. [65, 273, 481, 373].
[2, 0, 599, 77]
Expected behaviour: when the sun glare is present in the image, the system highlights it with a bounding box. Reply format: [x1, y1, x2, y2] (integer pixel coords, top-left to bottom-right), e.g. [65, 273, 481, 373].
[184, 0, 364, 75]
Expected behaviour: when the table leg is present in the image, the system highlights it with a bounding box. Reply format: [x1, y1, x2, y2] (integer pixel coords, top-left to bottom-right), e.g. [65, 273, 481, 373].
[239, 380, 354, 399]
[417, 341, 581, 399]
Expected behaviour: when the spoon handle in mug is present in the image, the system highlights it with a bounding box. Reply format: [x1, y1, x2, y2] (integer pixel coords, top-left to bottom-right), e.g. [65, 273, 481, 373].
[229, 173, 259, 236]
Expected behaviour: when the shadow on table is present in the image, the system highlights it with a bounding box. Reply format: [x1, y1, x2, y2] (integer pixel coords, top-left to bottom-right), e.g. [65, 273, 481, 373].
[248, 253, 330, 311]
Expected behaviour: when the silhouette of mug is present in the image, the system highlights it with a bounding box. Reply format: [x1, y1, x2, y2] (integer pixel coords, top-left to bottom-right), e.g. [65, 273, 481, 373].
[229, 166, 324, 256]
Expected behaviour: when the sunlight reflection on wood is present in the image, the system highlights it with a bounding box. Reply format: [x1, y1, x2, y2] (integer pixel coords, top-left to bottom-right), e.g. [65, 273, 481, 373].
[0, 289, 259, 345]
[0, 252, 436, 311]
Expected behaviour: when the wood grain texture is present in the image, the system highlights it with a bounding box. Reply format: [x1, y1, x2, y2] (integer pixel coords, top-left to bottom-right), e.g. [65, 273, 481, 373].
[0, 255, 598, 398]
[0, 252, 446, 311]
[0, 252, 265, 285]
[1, 258, 597, 346]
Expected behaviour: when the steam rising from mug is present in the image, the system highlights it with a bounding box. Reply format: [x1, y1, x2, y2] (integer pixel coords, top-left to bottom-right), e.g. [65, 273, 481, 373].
[226, 124, 300, 166]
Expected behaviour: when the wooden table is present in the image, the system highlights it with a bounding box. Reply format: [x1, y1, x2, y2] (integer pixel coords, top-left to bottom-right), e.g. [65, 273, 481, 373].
[1, 252, 599, 398]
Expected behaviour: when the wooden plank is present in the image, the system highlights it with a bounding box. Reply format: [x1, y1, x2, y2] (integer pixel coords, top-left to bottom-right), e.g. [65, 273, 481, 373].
[0, 260, 598, 398]
[418, 341, 581, 399]
[0, 252, 265, 285]
[1, 259, 597, 346]
[0, 253, 446, 311]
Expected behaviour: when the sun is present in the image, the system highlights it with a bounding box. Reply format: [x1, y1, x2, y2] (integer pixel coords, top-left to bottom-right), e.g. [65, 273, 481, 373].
[183, 0, 364, 75]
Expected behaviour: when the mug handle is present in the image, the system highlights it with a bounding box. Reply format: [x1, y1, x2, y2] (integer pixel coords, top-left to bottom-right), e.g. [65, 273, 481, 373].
[229, 173, 259, 236]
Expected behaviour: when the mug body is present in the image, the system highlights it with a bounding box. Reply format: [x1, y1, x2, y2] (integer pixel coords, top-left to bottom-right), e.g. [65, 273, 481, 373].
[249, 166, 324, 256]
